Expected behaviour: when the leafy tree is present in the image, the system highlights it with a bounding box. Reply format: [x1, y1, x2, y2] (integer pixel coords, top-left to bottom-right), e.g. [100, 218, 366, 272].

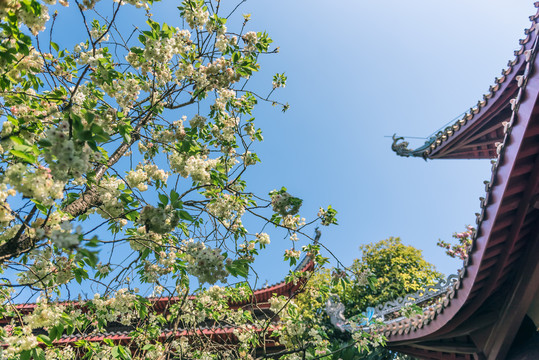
[344, 237, 443, 317]
[292, 237, 442, 359]
[0, 0, 352, 359]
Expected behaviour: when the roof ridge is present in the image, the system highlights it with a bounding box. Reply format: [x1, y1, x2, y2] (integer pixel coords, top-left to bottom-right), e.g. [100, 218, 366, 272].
[372, 15, 539, 339]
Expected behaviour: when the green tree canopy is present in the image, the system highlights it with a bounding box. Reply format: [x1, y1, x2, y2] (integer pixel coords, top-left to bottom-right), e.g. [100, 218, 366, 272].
[344, 237, 443, 316]
[291, 237, 442, 359]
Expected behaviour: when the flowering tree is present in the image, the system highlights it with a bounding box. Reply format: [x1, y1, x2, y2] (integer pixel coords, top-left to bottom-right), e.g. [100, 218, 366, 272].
[437, 226, 474, 260]
[0, 0, 372, 359]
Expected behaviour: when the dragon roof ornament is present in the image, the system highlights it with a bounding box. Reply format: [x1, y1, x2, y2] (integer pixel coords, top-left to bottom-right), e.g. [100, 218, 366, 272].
[391, 134, 436, 160]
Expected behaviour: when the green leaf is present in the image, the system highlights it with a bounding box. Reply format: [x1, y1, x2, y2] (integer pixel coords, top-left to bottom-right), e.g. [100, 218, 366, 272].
[9, 135, 23, 145]
[49, 326, 58, 340]
[119, 123, 133, 143]
[51, 42, 59, 52]
[74, 270, 82, 284]
[179, 210, 193, 222]
[33, 348, 46, 360]
[158, 193, 168, 206]
[81, 129, 96, 141]
[10, 149, 35, 163]
[37, 334, 52, 346]
[38, 138, 52, 147]
[170, 189, 179, 203]
[20, 350, 31, 360]
[226, 259, 249, 278]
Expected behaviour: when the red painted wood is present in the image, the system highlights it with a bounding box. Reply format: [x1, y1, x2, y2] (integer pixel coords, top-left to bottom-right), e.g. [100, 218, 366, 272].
[387, 45, 539, 345]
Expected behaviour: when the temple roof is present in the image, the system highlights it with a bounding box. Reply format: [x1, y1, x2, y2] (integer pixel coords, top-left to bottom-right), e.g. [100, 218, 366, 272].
[378, 3, 539, 359]
[5, 256, 314, 317]
[392, 2, 539, 160]
[3, 251, 315, 352]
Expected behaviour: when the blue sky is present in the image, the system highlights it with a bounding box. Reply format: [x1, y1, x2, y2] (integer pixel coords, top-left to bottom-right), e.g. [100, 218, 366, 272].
[10, 1, 534, 295]
[188, 0, 535, 284]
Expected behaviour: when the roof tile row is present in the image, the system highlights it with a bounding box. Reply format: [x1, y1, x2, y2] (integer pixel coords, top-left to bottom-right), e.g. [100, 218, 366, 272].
[379, 4, 539, 338]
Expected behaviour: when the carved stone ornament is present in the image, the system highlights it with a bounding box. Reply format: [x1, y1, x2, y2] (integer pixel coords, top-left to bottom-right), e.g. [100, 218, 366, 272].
[371, 274, 459, 320]
[325, 295, 351, 332]
[325, 274, 460, 332]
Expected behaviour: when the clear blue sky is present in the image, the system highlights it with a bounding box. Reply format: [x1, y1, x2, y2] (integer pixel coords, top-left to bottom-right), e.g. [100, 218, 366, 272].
[179, 0, 534, 285]
[27, 1, 535, 292]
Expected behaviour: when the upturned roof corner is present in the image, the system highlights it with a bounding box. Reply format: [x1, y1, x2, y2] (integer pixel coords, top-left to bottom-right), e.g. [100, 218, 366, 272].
[391, 134, 435, 160]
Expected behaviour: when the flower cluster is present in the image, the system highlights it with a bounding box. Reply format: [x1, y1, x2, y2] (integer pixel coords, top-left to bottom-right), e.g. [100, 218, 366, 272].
[189, 114, 206, 128]
[0, 185, 16, 227]
[43, 120, 100, 181]
[1, 326, 39, 358]
[193, 57, 240, 92]
[318, 205, 338, 226]
[129, 227, 165, 252]
[1, 47, 44, 83]
[153, 118, 187, 144]
[75, 47, 106, 67]
[242, 31, 258, 53]
[15, 3, 50, 35]
[211, 114, 240, 145]
[91, 288, 138, 326]
[90, 20, 110, 42]
[437, 225, 474, 260]
[4, 164, 64, 206]
[270, 188, 303, 217]
[241, 151, 258, 166]
[143, 250, 179, 282]
[181, 0, 209, 30]
[17, 248, 74, 286]
[215, 33, 237, 53]
[94, 176, 125, 219]
[126, 163, 168, 191]
[206, 193, 245, 221]
[181, 240, 228, 285]
[169, 152, 219, 184]
[282, 214, 306, 229]
[272, 72, 287, 89]
[50, 221, 82, 249]
[284, 249, 301, 259]
[127, 28, 191, 84]
[26, 297, 65, 329]
[256, 232, 270, 246]
[102, 77, 142, 111]
[113, 0, 151, 10]
[139, 205, 179, 234]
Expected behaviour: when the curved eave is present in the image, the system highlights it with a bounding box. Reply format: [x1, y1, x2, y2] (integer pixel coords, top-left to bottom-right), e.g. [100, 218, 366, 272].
[392, 4, 539, 160]
[384, 34, 539, 349]
[427, 34, 533, 160]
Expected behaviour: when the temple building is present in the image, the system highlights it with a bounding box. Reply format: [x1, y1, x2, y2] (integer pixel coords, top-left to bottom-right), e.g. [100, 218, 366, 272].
[1, 254, 314, 357]
[383, 2, 539, 359]
[6, 3, 539, 359]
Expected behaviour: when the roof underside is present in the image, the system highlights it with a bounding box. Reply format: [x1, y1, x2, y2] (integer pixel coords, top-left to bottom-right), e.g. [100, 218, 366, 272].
[385, 4, 539, 359]
[392, 6, 539, 160]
